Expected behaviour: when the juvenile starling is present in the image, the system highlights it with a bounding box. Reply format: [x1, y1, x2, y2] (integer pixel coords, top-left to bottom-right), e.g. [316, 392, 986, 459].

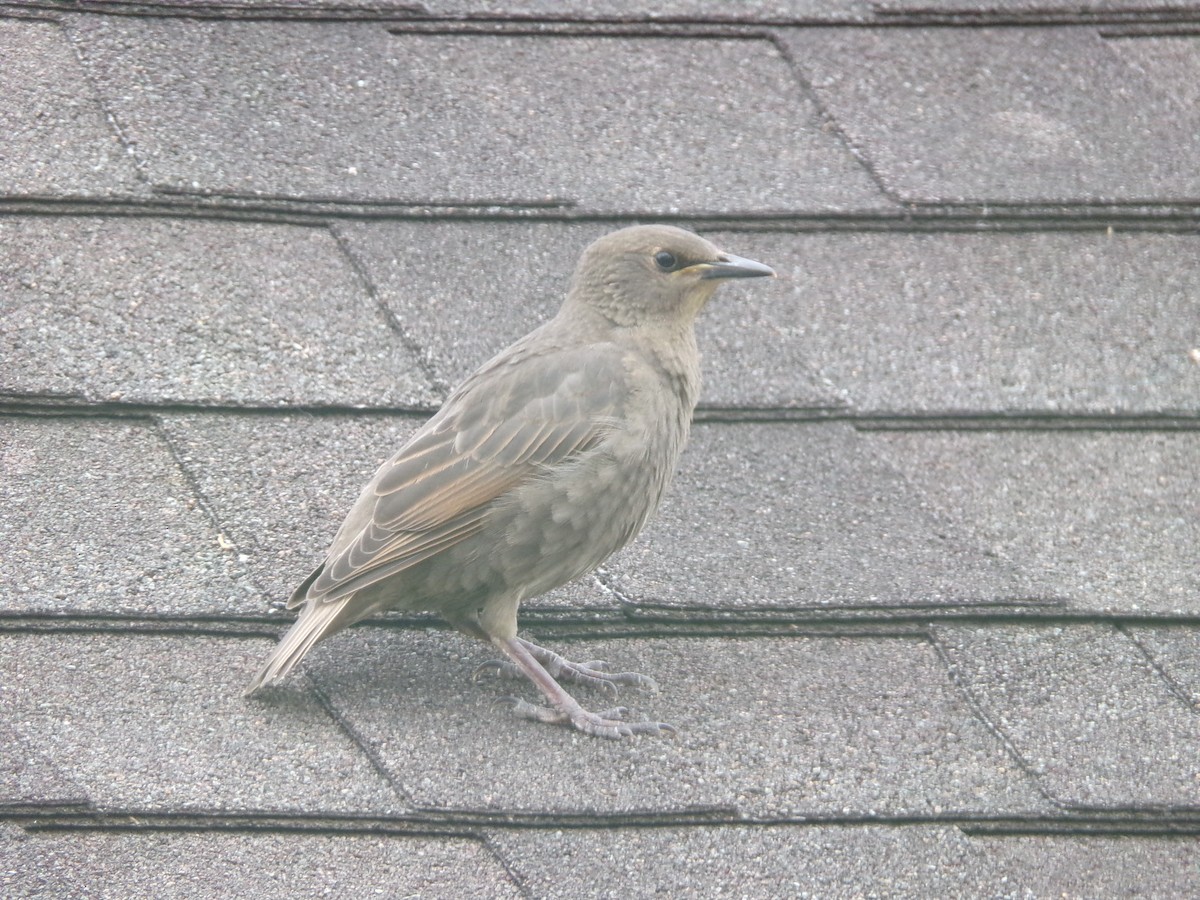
[245, 225, 775, 738]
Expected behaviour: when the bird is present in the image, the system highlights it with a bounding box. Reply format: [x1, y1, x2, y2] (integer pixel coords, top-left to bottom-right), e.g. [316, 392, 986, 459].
[244, 224, 775, 738]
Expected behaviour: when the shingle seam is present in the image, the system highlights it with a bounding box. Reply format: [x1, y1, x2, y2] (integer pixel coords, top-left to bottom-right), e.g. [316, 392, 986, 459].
[612, 608, 1065, 629]
[29, 2, 1200, 29]
[0, 616, 281, 638]
[0, 800, 92, 815]
[9, 812, 486, 839]
[8, 404, 1200, 433]
[12, 809, 1200, 836]
[305, 673, 420, 809]
[6, 199, 1200, 229]
[905, 197, 1200, 209]
[478, 833, 535, 900]
[927, 627, 1065, 810]
[0, 9, 60, 23]
[59, 16, 153, 190]
[958, 817, 1200, 837]
[0, 401, 435, 416]
[461, 10, 1200, 29]
[1044, 801, 1200, 816]
[10, 612, 1200, 636]
[3, 2, 428, 23]
[150, 416, 275, 609]
[847, 414, 1200, 431]
[1117, 623, 1200, 712]
[152, 183, 577, 210]
[7, 808, 740, 833]
[1102, 25, 1200, 37]
[387, 21, 776, 38]
[7, 405, 1200, 430]
[767, 29, 904, 208]
[329, 223, 451, 399]
[871, 8, 1200, 28]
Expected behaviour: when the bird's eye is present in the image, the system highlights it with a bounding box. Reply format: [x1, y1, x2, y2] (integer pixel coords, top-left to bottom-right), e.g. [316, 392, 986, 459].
[654, 250, 678, 271]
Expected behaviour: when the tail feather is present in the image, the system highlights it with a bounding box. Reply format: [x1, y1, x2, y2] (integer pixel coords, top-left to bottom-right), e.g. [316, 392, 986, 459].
[244, 599, 347, 696]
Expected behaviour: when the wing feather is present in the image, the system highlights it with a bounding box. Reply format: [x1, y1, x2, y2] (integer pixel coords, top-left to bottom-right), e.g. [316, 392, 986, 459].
[301, 344, 627, 604]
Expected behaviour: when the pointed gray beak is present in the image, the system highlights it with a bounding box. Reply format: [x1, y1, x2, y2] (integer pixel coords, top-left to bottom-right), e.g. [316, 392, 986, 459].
[696, 253, 776, 280]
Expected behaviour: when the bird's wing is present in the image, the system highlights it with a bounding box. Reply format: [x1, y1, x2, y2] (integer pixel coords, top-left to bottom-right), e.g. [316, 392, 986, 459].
[297, 343, 627, 605]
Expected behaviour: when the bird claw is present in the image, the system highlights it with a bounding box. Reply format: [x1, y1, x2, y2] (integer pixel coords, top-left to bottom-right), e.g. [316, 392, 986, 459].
[472, 659, 520, 683]
[511, 638, 660, 697]
[503, 697, 675, 740]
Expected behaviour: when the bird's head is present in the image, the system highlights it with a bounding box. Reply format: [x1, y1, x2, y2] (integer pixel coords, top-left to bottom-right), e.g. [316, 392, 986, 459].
[564, 225, 775, 329]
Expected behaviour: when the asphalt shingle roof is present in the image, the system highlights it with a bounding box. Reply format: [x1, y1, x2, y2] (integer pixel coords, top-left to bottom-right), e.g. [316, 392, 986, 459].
[781, 26, 1200, 204]
[3, 1, 1199, 897]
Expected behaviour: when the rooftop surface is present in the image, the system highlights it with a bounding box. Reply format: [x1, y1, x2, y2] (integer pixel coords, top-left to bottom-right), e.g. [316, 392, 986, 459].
[2, 1, 1199, 896]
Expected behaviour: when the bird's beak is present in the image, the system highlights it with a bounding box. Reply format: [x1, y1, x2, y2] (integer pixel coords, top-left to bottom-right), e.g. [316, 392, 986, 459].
[694, 253, 776, 280]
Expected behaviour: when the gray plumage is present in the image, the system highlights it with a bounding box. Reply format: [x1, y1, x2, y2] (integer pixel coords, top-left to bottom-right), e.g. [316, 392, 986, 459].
[245, 224, 774, 738]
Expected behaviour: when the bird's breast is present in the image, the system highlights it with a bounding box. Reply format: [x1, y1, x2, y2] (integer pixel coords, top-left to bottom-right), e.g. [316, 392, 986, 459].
[483, 377, 692, 603]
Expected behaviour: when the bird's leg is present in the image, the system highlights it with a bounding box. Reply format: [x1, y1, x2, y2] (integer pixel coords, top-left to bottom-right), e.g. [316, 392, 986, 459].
[488, 635, 674, 739]
[473, 636, 660, 697]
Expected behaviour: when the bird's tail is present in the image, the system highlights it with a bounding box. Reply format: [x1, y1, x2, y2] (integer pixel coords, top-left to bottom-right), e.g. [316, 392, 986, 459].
[244, 599, 347, 696]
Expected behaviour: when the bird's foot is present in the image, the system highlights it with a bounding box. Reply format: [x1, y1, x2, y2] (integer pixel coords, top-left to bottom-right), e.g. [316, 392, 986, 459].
[473, 637, 659, 698]
[504, 697, 675, 740]
[486, 634, 673, 739]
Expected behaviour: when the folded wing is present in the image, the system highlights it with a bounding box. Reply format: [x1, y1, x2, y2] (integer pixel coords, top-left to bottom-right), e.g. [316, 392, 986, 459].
[294, 345, 627, 606]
